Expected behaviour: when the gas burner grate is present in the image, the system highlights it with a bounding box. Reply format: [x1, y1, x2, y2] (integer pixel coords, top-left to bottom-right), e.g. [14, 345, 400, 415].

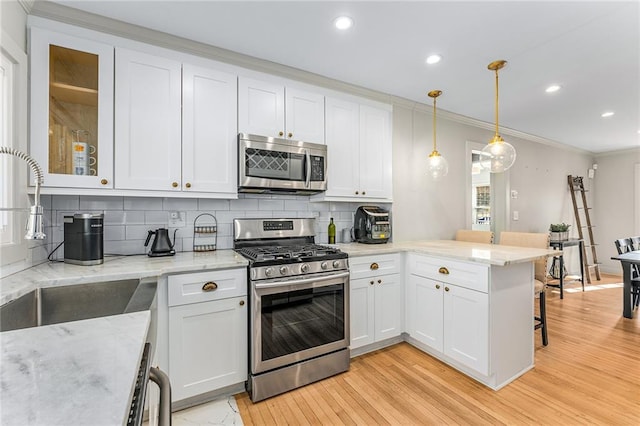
[237, 244, 341, 262]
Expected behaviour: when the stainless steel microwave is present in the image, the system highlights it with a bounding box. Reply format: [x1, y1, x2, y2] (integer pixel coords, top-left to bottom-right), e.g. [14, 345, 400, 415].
[238, 133, 327, 194]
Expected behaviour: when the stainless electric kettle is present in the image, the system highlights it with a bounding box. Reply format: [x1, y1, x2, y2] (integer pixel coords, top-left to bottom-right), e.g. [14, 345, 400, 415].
[145, 228, 176, 257]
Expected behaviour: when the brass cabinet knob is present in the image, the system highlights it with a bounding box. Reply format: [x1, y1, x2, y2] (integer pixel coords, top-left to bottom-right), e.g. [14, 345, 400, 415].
[362, 191, 366, 195]
[377, 279, 382, 284]
[370, 263, 379, 270]
[445, 287, 450, 292]
[438, 267, 450, 275]
[239, 300, 245, 306]
[185, 182, 191, 188]
[202, 282, 218, 291]
[100, 178, 108, 185]
[370, 280, 375, 285]
[279, 131, 284, 136]
[355, 191, 359, 195]
[436, 284, 441, 289]
[288, 132, 293, 138]
[172, 182, 178, 188]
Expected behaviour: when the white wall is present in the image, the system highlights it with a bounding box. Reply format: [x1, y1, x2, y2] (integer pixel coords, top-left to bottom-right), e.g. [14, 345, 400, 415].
[593, 148, 640, 274]
[392, 105, 595, 274]
[1, 1, 27, 50]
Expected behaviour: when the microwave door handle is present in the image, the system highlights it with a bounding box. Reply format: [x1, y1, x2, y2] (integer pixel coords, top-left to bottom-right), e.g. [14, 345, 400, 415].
[305, 149, 311, 188]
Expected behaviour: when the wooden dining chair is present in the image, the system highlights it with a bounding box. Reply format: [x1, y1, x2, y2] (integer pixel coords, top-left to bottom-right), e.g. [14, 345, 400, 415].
[455, 229, 494, 244]
[500, 231, 550, 346]
[614, 238, 640, 309]
[630, 236, 640, 251]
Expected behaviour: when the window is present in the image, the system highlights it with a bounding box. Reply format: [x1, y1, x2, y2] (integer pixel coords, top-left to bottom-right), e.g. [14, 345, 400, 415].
[0, 32, 28, 270]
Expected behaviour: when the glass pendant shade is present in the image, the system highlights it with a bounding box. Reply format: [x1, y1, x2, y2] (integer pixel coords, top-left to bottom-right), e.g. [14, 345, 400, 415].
[480, 136, 517, 173]
[427, 89, 448, 179]
[428, 151, 449, 180]
[481, 60, 516, 173]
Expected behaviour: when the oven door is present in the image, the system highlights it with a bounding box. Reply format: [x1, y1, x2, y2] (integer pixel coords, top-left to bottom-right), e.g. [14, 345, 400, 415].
[251, 271, 349, 374]
[238, 134, 327, 193]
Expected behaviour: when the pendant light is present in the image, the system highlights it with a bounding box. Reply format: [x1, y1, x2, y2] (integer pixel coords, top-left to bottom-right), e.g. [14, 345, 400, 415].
[427, 90, 448, 179]
[481, 60, 516, 173]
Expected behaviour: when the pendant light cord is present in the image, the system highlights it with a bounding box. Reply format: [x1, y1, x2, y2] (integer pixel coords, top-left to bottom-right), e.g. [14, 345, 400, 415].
[494, 68, 500, 138]
[432, 96, 437, 152]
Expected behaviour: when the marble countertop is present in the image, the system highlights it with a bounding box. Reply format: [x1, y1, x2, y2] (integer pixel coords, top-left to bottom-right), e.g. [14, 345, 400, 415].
[336, 240, 558, 265]
[0, 250, 248, 306]
[0, 311, 150, 426]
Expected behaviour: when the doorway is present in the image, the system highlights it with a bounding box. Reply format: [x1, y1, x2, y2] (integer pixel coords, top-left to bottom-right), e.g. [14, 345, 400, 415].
[465, 141, 510, 241]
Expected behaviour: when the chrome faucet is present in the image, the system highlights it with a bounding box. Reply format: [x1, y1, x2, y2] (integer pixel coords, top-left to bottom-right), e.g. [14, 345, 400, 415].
[0, 147, 46, 239]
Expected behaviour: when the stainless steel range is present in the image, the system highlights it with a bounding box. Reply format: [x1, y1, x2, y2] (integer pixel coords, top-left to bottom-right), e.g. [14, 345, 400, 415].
[234, 218, 350, 402]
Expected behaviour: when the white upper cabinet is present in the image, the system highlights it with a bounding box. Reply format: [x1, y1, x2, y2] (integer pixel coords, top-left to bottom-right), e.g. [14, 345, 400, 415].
[238, 77, 325, 144]
[114, 50, 238, 196]
[182, 64, 237, 195]
[318, 97, 392, 201]
[114, 48, 182, 191]
[29, 27, 114, 189]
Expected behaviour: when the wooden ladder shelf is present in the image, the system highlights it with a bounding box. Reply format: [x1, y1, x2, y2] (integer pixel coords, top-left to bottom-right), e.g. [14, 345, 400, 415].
[568, 175, 601, 283]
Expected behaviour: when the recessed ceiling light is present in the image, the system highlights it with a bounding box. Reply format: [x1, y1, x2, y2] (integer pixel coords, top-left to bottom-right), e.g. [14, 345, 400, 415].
[545, 85, 561, 93]
[601, 111, 615, 118]
[426, 54, 442, 65]
[334, 16, 354, 30]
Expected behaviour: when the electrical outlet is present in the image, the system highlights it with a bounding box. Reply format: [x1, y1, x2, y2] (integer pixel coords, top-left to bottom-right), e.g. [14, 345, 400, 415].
[512, 210, 519, 221]
[168, 211, 185, 227]
[511, 190, 518, 199]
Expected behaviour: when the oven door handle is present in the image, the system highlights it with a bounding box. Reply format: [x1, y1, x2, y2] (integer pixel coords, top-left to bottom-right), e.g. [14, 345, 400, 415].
[254, 271, 349, 289]
[305, 149, 311, 188]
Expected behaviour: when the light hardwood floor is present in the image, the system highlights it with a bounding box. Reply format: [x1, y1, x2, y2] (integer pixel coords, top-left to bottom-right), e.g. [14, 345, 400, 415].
[236, 274, 640, 425]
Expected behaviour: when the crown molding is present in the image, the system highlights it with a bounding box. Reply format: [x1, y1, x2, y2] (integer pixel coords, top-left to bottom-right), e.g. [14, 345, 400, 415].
[594, 146, 640, 158]
[17, 0, 34, 14]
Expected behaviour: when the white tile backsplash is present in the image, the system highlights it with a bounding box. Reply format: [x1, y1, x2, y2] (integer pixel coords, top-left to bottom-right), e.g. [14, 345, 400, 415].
[41, 195, 390, 257]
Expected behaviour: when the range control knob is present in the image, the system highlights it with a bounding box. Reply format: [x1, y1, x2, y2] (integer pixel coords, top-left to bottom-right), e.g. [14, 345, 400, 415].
[301, 263, 310, 273]
[321, 261, 328, 270]
[265, 267, 274, 277]
[279, 266, 289, 275]
[332, 260, 341, 268]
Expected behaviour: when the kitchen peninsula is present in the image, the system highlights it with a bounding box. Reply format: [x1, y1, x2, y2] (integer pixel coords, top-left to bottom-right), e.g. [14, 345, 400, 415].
[0, 241, 555, 423]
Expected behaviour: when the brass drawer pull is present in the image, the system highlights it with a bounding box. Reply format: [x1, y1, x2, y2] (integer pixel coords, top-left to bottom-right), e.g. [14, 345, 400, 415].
[370, 263, 379, 270]
[445, 287, 450, 292]
[377, 279, 382, 284]
[239, 300, 245, 306]
[370, 281, 375, 285]
[438, 267, 450, 275]
[100, 178, 108, 185]
[436, 284, 441, 289]
[202, 282, 218, 292]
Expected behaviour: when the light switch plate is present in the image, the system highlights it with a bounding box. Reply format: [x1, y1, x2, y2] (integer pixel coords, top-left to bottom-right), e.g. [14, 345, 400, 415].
[512, 210, 519, 221]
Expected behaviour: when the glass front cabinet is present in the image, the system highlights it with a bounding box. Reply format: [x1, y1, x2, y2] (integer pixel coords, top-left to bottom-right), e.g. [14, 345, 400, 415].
[30, 27, 114, 188]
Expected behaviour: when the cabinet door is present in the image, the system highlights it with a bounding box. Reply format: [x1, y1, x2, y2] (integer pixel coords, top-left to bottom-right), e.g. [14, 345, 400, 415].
[114, 48, 182, 191]
[169, 296, 248, 402]
[324, 97, 360, 197]
[285, 87, 324, 144]
[359, 104, 392, 199]
[408, 274, 444, 351]
[443, 284, 489, 375]
[182, 63, 237, 194]
[373, 273, 402, 341]
[30, 27, 114, 188]
[350, 277, 375, 349]
[238, 77, 284, 138]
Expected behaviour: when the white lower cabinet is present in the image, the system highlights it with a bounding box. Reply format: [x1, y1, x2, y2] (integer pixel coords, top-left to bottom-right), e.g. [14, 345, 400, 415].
[350, 254, 402, 350]
[167, 269, 247, 402]
[406, 254, 489, 376]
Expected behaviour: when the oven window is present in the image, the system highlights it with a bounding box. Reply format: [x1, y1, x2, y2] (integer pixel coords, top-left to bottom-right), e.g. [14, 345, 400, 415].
[245, 148, 305, 181]
[261, 284, 344, 361]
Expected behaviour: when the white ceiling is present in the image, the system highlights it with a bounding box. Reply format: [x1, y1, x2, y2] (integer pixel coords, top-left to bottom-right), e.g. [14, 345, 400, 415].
[46, 0, 640, 153]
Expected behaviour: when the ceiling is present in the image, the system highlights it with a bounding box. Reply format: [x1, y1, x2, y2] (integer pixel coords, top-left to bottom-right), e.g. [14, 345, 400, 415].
[45, 1, 640, 153]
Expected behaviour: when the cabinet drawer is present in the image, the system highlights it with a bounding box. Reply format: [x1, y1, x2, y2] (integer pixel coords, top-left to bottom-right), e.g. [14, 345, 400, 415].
[168, 268, 247, 307]
[350, 253, 401, 279]
[408, 254, 488, 293]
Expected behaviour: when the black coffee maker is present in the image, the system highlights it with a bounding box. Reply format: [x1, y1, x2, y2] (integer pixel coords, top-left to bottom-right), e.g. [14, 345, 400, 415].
[145, 228, 176, 257]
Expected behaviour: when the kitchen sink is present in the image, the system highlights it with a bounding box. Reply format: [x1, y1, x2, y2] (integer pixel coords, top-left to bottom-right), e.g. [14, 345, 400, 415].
[0, 279, 157, 332]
